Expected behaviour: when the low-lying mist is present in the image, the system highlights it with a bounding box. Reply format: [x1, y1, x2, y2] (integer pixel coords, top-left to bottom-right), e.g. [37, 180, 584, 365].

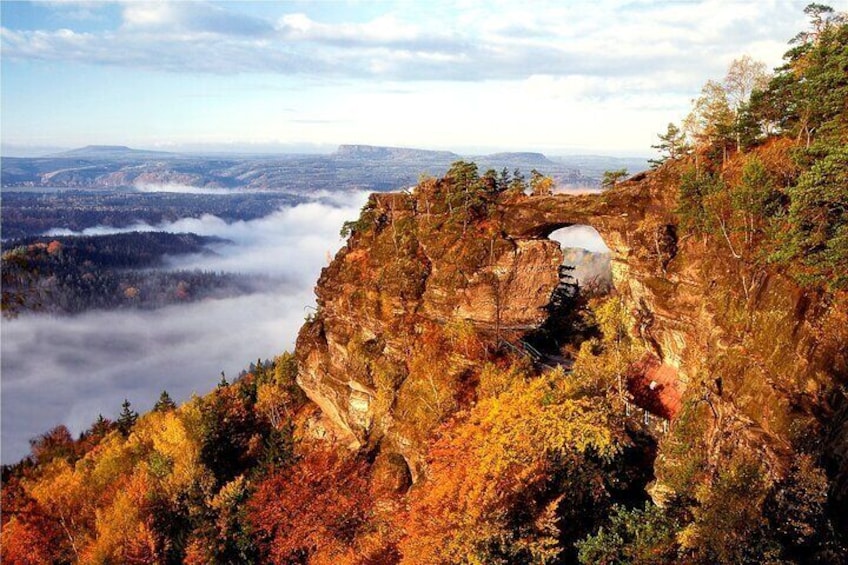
[1, 193, 370, 463]
[133, 183, 250, 195]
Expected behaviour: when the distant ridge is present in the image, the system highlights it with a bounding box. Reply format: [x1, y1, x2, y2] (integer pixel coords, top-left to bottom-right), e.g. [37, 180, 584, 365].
[335, 144, 460, 161]
[4, 143, 605, 191]
[482, 151, 552, 163]
[48, 145, 176, 159]
[335, 145, 564, 170]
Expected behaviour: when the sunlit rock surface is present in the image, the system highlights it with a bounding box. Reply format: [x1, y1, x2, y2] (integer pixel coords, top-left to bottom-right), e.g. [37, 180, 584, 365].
[296, 170, 848, 494]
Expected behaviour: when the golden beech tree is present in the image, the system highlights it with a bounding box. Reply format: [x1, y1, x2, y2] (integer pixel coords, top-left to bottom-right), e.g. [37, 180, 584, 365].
[399, 367, 624, 565]
[27, 459, 96, 561]
[4, 406, 208, 564]
[83, 470, 157, 564]
[135, 408, 205, 499]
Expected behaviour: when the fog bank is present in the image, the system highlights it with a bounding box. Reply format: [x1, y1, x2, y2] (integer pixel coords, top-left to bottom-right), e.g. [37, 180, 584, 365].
[1, 193, 369, 463]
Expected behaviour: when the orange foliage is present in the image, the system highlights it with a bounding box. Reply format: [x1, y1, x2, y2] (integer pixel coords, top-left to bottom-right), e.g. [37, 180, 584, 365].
[722, 137, 798, 187]
[247, 449, 372, 564]
[1, 518, 60, 565]
[183, 539, 208, 565]
[46, 240, 63, 255]
[83, 471, 157, 564]
[3, 407, 208, 564]
[754, 137, 799, 186]
[1, 477, 70, 565]
[28, 425, 80, 466]
[399, 369, 622, 564]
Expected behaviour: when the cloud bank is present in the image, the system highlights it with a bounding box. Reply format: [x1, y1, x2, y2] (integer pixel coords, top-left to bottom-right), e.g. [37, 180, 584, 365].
[46, 194, 370, 280]
[2, 1, 806, 89]
[1, 192, 368, 463]
[133, 182, 250, 195]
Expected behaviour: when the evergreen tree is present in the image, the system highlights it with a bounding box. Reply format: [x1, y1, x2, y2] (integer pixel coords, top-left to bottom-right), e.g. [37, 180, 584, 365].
[498, 167, 511, 192]
[117, 399, 138, 436]
[153, 390, 177, 412]
[649, 123, 689, 167]
[89, 414, 113, 437]
[509, 168, 526, 194]
[676, 169, 722, 234]
[601, 169, 629, 188]
[759, 4, 848, 149]
[778, 145, 848, 289]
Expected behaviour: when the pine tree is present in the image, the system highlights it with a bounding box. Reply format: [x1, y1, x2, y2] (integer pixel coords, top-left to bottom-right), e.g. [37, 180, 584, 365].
[153, 390, 177, 412]
[90, 414, 113, 436]
[602, 169, 629, 188]
[650, 123, 689, 167]
[117, 399, 138, 436]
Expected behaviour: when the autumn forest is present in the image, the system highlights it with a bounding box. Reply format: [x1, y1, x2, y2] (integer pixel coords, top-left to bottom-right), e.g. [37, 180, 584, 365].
[2, 5, 848, 565]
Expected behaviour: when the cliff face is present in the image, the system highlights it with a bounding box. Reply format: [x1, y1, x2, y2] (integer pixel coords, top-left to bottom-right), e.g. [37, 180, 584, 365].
[296, 167, 848, 494]
[295, 187, 572, 475]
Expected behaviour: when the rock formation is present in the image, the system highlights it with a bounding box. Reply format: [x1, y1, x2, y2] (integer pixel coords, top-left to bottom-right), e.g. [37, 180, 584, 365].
[297, 165, 848, 502]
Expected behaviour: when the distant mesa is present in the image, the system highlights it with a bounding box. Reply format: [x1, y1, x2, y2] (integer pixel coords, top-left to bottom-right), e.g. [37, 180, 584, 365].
[334, 144, 460, 161]
[78, 145, 133, 152]
[335, 145, 559, 169]
[483, 152, 553, 164]
[47, 145, 176, 159]
[2, 142, 609, 192]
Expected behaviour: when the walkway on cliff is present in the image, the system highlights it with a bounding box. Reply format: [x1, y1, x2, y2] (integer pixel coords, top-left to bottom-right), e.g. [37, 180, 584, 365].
[498, 338, 574, 372]
[499, 337, 670, 435]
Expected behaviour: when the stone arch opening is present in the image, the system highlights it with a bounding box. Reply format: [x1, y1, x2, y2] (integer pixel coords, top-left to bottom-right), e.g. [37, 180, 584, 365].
[522, 224, 614, 360]
[547, 225, 613, 296]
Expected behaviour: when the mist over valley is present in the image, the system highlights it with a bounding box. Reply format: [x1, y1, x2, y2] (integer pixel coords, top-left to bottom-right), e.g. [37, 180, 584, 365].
[1, 147, 615, 463]
[1, 190, 369, 462]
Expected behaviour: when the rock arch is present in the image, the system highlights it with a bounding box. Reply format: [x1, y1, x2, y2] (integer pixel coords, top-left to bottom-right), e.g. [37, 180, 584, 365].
[499, 191, 648, 248]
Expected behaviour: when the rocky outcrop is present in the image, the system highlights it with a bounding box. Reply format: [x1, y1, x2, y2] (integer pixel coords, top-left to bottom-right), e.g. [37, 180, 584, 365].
[295, 167, 848, 490]
[296, 188, 576, 471]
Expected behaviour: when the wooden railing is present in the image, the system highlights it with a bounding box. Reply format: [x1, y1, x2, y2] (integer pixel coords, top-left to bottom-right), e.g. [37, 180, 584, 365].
[499, 339, 669, 434]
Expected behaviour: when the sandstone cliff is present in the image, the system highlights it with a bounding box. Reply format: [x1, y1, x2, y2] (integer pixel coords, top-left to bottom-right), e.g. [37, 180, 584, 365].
[296, 162, 848, 510]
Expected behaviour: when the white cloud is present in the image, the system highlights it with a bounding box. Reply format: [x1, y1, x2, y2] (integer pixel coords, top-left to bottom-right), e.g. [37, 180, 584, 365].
[120, 1, 273, 36]
[1, 289, 310, 462]
[1, 1, 820, 153]
[1, 1, 810, 81]
[277, 13, 430, 47]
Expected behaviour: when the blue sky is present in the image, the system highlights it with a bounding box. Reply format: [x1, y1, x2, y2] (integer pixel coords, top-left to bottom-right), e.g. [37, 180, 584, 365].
[0, 0, 826, 155]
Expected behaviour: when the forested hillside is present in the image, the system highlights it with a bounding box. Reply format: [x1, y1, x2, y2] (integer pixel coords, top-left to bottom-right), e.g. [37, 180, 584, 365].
[1, 232, 258, 315]
[2, 6, 847, 564]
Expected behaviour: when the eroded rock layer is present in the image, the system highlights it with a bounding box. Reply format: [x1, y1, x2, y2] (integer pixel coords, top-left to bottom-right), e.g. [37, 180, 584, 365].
[296, 168, 848, 495]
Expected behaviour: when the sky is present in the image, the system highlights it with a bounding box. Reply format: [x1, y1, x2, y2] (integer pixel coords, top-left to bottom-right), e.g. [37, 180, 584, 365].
[0, 0, 828, 156]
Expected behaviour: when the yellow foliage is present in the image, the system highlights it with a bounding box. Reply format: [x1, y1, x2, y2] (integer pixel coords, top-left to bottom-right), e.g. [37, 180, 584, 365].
[22, 403, 208, 562]
[28, 459, 95, 556]
[134, 409, 204, 498]
[400, 367, 623, 564]
[476, 361, 527, 400]
[84, 470, 157, 564]
[256, 382, 290, 428]
[592, 295, 634, 348]
[571, 295, 642, 397]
